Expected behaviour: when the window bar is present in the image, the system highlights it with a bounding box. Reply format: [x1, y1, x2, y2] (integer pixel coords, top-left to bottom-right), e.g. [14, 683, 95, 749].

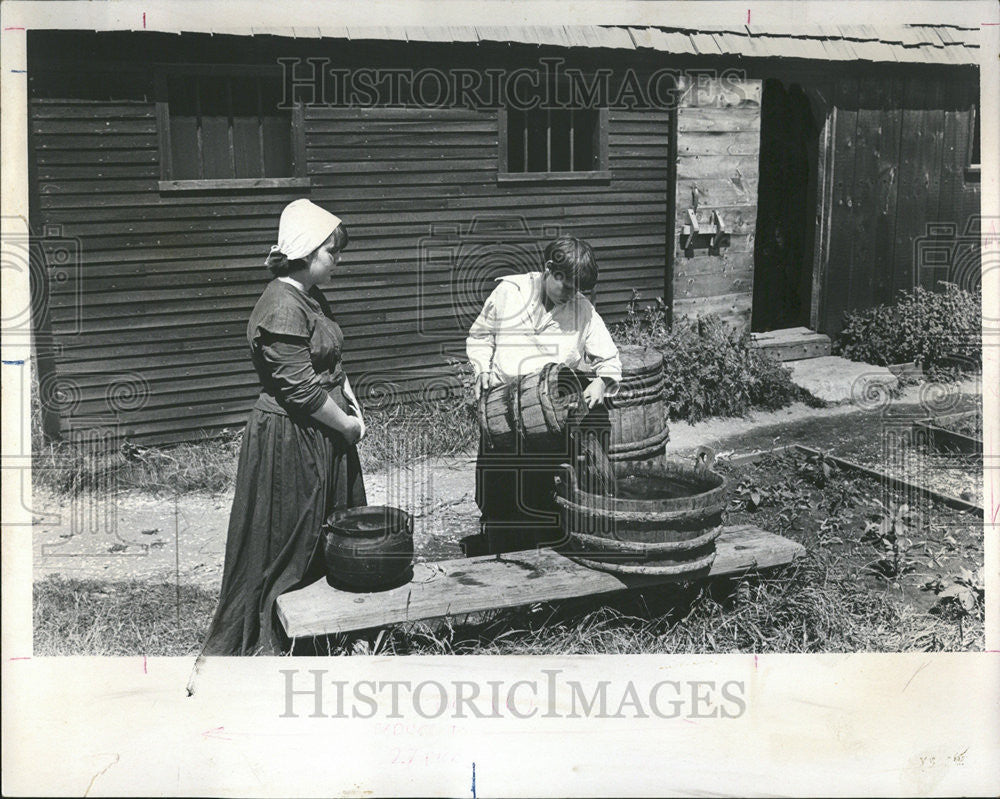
[546, 108, 552, 172]
[226, 78, 236, 178]
[256, 77, 266, 178]
[569, 109, 575, 172]
[522, 112, 528, 173]
[194, 77, 204, 180]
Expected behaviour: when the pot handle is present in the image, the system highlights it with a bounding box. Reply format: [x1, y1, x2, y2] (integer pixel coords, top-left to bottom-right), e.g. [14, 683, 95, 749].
[694, 446, 715, 473]
[554, 462, 578, 497]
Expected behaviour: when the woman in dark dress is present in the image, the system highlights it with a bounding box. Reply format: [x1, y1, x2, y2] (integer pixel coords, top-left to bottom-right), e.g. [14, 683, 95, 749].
[202, 199, 367, 656]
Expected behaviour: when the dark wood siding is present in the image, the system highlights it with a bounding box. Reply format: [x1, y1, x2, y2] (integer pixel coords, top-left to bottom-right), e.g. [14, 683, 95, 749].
[28, 32, 979, 445]
[816, 72, 979, 337]
[30, 76, 313, 443]
[304, 103, 672, 402]
[29, 44, 673, 444]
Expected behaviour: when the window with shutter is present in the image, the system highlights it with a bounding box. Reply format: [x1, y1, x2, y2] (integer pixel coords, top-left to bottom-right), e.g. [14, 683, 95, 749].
[156, 67, 308, 191]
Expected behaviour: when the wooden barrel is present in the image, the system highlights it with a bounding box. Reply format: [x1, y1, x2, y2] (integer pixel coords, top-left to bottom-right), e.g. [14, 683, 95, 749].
[478, 364, 584, 448]
[606, 345, 669, 462]
[553, 450, 726, 576]
[322, 506, 414, 592]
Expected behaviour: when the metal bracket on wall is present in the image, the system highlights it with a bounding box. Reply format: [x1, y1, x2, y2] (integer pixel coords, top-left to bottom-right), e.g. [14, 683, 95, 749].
[681, 209, 728, 252]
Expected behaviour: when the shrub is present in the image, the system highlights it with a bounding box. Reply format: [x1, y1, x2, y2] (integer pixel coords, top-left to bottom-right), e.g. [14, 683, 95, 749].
[612, 293, 808, 423]
[836, 282, 981, 372]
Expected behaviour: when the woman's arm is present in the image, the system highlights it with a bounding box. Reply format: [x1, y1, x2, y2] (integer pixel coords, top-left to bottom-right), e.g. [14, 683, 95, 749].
[310, 396, 363, 445]
[260, 336, 362, 444]
[341, 375, 366, 441]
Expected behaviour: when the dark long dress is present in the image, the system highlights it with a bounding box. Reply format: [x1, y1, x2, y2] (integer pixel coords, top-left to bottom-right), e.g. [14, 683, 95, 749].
[475, 399, 611, 555]
[201, 279, 366, 656]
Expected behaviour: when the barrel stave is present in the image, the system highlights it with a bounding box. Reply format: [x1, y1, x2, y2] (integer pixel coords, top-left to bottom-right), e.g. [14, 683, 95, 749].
[555, 457, 728, 575]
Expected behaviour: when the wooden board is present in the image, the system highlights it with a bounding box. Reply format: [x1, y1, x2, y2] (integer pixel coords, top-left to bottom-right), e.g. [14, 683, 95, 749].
[792, 445, 983, 514]
[849, 77, 881, 313]
[672, 77, 762, 334]
[822, 77, 860, 338]
[751, 327, 832, 362]
[892, 78, 935, 297]
[276, 524, 804, 639]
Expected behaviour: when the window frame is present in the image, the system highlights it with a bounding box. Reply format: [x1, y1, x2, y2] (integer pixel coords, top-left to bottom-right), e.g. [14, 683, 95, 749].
[154, 63, 308, 192]
[497, 106, 610, 183]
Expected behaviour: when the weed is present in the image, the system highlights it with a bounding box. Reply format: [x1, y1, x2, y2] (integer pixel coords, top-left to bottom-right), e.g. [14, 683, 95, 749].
[836, 282, 981, 371]
[923, 567, 985, 620]
[797, 449, 837, 488]
[862, 501, 916, 578]
[611, 292, 813, 423]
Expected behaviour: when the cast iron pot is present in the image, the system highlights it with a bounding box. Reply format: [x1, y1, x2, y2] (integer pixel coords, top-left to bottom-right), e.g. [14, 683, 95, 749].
[322, 505, 414, 592]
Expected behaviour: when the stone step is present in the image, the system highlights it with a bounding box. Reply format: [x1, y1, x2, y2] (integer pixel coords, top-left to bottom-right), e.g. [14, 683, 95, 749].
[785, 355, 899, 405]
[751, 327, 831, 362]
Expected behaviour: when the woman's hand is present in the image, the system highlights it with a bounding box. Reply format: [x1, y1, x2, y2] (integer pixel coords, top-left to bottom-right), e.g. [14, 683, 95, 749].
[342, 376, 366, 442]
[340, 416, 364, 446]
[309, 395, 364, 445]
[582, 377, 606, 409]
[346, 401, 366, 441]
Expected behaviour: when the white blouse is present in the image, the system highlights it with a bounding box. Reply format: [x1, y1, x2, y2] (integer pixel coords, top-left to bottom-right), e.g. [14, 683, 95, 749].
[466, 272, 623, 393]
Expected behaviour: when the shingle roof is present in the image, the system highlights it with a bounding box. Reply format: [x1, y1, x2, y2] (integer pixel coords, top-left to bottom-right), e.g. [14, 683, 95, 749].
[68, 23, 983, 66]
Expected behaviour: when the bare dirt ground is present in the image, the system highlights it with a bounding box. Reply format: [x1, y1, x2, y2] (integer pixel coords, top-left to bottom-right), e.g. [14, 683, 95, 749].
[32, 379, 984, 592]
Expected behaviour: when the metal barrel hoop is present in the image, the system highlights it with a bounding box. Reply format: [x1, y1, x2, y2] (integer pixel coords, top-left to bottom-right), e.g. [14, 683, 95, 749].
[476, 387, 493, 450]
[568, 550, 717, 576]
[567, 524, 722, 555]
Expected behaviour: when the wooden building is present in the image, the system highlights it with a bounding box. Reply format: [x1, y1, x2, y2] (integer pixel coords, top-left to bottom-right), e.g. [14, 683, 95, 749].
[27, 25, 981, 444]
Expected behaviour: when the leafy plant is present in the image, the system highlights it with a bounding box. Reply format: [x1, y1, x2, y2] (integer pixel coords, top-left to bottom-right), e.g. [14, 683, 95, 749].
[798, 449, 838, 488]
[727, 461, 818, 534]
[836, 282, 981, 373]
[923, 567, 985, 620]
[816, 516, 843, 547]
[612, 293, 810, 423]
[732, 478, 766, 511]
[862, 501, 915, 578]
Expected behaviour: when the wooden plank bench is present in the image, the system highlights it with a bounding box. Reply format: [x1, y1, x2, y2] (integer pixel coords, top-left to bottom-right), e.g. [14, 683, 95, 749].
[276, 524, 805, 639]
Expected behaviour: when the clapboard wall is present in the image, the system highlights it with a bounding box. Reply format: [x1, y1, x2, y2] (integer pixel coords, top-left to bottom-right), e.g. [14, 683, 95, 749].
[29, 72, 310, 443]
[302, 104, 671, 396]
[28, 33, 674, 444]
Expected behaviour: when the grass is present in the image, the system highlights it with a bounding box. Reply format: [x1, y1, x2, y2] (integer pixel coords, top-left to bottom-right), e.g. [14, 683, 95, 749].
[32, 429, 244, 497]
[357, 393, 477, 472]
[298, 551, 981, 656]
[33, 576, 218, 656]
[31, 403, 480, 498]
[27, 324, 983, 657]
[32, 549, 982, 656]
[29, 357, 477, 497]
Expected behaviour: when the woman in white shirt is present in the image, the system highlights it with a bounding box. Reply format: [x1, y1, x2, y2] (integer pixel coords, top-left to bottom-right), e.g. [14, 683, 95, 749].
[465, 237, 623, 555]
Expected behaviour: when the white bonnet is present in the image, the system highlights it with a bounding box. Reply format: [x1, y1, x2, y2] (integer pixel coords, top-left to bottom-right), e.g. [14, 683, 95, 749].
[270, 199, 342, 261]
